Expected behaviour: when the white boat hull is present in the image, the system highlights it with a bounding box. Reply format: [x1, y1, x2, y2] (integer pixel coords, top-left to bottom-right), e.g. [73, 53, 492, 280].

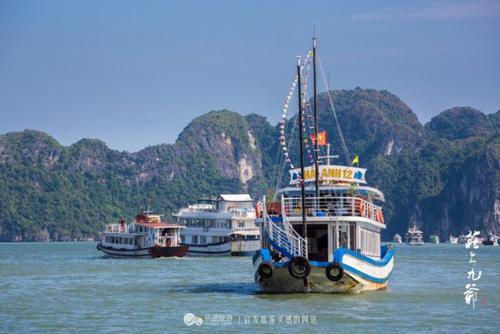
[185, 241, 231, 256]
[185, 239, 260, 256]
[97, 243, 189, 258]
[99, 246, 151, 257]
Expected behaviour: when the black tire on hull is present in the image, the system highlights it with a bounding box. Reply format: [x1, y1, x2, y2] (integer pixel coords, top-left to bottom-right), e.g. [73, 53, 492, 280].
[258, 262, 273, 279]
[326, 263, 344, 281]
[96, 243, 102, 251]
[288, 256, 311, 279]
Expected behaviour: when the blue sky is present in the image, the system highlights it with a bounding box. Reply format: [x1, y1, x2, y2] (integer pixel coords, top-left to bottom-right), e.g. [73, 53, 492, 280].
[1, 0, 499, 151]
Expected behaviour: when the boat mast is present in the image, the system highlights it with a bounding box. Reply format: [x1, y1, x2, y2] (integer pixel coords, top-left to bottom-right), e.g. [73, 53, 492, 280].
[313, 35, 320, 199]
[297, 56, 307, 241]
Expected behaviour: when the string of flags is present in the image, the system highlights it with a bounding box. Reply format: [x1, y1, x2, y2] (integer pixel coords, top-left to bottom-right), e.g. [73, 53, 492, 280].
[279, 50, 312, 170]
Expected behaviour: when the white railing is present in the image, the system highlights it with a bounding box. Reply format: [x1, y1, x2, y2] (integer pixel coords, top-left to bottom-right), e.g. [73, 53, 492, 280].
[262, 197, 308, 258]
[233, 227, 260, 233]
[106, 224, 128, 233]
[282, 196, 382, 222]
[229, 208, 255, 218]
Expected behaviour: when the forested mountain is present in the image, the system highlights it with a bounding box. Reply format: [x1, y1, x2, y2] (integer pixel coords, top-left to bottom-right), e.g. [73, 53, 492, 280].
[0, 89, 498, 241]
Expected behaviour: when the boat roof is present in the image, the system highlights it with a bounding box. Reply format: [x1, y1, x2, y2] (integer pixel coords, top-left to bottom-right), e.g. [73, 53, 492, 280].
[277, 185, 385, 202]
[135, 222, 184, 229]
[218, 194, 252, 202]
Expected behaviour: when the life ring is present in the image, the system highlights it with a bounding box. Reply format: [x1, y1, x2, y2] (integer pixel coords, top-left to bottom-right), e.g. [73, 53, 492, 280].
[288, 256, 311, 279]
[374, 209, 384, 224]
[255, 201, 262, 218]
[357, 200, 365, 217]
[258, 262, 273, 279]
[325, 263, 344, 281]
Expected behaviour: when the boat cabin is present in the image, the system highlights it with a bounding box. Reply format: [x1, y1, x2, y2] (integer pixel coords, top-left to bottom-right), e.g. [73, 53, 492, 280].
[264, 183, 386, 262]
[103, 214, 184, 249]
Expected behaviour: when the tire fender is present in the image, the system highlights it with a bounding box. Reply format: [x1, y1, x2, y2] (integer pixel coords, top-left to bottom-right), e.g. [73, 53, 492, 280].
[288, 256, 311, 279]
[325, 262, 344, 281]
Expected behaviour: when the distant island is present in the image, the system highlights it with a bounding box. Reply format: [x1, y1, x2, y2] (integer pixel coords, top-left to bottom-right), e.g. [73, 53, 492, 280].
[0, 88, 498, 241]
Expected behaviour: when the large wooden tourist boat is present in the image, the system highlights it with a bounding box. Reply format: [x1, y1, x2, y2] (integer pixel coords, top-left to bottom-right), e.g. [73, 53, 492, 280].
[253, 37, 395, 293]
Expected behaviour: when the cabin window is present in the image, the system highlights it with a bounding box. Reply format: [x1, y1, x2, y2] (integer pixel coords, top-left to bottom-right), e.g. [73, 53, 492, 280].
[200, 236, 206, 244]
[192, 235, 198, 244]
[238, 221, 245, 228]
[180, 235, 185, 243]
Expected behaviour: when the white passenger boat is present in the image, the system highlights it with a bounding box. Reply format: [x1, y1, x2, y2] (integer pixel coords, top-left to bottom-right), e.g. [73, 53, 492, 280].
[448, 235, 458, 244]
[405, 222, 424, 246]
[174, 194, 260, 256]
[393, 234, 402, 244]
[252, 37, 395, 293]
[97, 211, 188, 258]
[429, 235, 440, 244]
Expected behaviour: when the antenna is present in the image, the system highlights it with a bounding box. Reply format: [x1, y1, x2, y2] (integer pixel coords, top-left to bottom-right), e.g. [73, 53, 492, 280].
[145, 198, 152, 214]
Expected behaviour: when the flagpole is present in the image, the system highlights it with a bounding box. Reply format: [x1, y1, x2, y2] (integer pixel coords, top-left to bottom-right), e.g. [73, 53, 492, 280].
[297, 56, 307, 243]
[313, 35, 320, 201]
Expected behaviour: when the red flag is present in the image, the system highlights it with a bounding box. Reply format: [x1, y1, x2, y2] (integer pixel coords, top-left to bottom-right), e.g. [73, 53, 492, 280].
[310, 131, 328, 146]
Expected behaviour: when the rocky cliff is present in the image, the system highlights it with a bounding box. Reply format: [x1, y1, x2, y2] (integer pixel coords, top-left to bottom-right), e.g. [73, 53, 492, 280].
[0, 90, 498, 241]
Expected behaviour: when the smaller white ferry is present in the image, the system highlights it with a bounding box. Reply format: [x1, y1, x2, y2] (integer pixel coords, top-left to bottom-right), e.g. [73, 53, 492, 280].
[97, 211, 188, 258]
[174, 194, 260, 256]
[448, 235, 458, 244]
[405, 222, 424, 246]
[393, 233, 402, 244]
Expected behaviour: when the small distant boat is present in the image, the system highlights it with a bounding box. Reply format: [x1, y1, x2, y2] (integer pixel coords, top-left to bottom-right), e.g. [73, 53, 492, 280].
[405, 222, 424, 246]
[457, 235, 468, 244]
[429, 235, 440, 244]
[448, 235, 458, 244]
[393, 233, 402, 244]
[97, 210, 189, 258]
[482, 233, 498, 246]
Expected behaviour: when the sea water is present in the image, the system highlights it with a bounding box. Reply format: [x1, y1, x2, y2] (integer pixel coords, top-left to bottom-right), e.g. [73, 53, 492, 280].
[0, 243, 498, 333]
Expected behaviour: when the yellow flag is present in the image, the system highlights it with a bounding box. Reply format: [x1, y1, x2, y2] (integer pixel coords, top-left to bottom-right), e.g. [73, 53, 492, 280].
[351, 155, 359, 166]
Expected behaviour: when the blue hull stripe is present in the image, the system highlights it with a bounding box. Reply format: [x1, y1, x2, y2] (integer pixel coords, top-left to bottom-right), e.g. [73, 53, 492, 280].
[333, 245, 394, 267]
[341, 263, 393, 284]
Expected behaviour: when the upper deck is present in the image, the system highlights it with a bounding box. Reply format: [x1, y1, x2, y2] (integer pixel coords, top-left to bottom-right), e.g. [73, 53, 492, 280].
[281, 195, 385, 228]
[174, 194, 256, 220]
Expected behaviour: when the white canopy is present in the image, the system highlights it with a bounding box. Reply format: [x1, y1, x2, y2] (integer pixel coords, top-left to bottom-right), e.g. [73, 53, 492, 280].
[218, 194, 253, 202]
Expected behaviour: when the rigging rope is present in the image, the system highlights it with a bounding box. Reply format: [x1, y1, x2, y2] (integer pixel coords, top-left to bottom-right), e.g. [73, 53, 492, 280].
[318, 54, 351, 165]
